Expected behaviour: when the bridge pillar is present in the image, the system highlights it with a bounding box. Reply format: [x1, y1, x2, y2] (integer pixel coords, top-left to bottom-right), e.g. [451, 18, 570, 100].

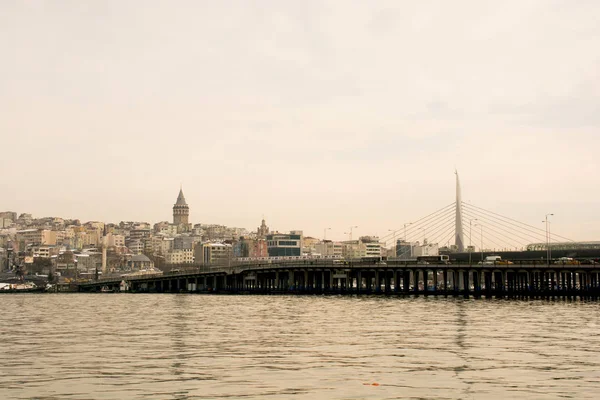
[304, 270, 309, 291]
[442, 269, 448, 293]
[329, 268, 335, 290]
[568, 272, 574, 291]
[413, 269, 419, 293]
[402, 270, 410, 292]
[463, 270, 470, 296]
[484, 271, 492, 294]
[384, 270, 391, 293]
[288, 270, 294, 290]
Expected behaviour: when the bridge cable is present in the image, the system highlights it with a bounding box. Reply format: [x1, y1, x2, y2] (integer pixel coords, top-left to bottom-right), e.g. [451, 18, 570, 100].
[462, 206, 549, 245]
[462, 202, 575, 242]
[462, 209, 538, 249]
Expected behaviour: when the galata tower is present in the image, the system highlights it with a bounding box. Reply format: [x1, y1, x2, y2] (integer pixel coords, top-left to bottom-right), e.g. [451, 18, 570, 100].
[173, 188, 189, 226]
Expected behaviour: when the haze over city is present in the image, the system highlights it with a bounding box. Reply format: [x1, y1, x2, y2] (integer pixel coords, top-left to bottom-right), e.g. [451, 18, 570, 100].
[1, 1, 599, 241]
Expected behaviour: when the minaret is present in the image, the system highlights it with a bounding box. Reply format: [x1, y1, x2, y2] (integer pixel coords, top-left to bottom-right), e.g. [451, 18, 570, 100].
[454, 170, 465, 252]
[173, 187, 189, 226]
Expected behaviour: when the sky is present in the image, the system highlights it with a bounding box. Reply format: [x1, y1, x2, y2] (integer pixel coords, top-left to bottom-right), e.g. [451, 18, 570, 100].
[1, 0, 599, 244]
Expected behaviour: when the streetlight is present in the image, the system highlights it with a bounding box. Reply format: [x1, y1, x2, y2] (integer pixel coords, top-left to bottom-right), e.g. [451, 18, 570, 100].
[469, 219, 478, 266]
[475, 223, 483, 263]
[402, 222, 412, 259]
[345, 226, 358, 241]
[388, 229, 398, 257]
[323, 227, 331, 256]
[543, 214, 553, 267]
[403, 222, 412, 241]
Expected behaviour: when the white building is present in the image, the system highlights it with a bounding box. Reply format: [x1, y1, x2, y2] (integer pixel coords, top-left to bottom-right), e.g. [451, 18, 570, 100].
[127, 240, 144, 255]
[342, 236, 382, 259]
[412, 240, 439, 257]
[194, 242, 232, 265]
[165, 249, 194, 264]
[106, 233, 125, 247]
[314, 241, 344, 257]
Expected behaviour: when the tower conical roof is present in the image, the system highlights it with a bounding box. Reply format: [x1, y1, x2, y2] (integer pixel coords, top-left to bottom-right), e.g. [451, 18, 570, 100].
[175, 188, 187, 206]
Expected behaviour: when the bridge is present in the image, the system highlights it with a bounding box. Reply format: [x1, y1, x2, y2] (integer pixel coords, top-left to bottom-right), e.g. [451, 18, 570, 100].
[78, 172, 600, 298]
[79, 259, 600, 297]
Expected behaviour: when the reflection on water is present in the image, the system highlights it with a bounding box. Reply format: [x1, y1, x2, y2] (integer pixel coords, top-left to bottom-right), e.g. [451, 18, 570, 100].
[1, 294, 600, 399]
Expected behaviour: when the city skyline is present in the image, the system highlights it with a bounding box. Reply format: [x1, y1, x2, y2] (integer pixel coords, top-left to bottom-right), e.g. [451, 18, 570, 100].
[1, 180, 594, 248]
[1, 1, 599, 241]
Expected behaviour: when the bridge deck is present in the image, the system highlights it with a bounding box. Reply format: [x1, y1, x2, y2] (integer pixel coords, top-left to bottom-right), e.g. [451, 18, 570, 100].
[78, 261, 600, 298]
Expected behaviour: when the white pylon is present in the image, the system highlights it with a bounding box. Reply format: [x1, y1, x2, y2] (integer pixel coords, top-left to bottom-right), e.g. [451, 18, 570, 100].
[455, 170, 465, 252]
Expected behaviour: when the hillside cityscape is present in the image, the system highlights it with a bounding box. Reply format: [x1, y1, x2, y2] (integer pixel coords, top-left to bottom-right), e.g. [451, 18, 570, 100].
[1, 188, 445, 285]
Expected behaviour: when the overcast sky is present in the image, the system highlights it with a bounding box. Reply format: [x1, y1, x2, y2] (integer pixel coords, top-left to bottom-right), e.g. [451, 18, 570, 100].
[1, 0, 599, 245]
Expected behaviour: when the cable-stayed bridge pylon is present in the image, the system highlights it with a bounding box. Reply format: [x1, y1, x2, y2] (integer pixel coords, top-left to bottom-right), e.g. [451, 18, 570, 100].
[381, 174, 574, 257]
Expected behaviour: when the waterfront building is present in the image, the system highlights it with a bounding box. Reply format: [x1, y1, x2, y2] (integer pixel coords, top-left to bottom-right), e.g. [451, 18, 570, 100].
[266, 232, 303, 257]
[314, 240, 344, 257]
[341, 240, 360, 258]
[360, 236, 382, 257]
[395, 240, 413, 259]
[75, 252, 102, 274]
[342, 237, 382, 258]
[195, 242, 232, 265]
[55, 251, 75, 275]
[165, 249, 194, 264]
[412, 239, 439, 257]
[234, 238, 268, 258]
[302, 236, 320, 255]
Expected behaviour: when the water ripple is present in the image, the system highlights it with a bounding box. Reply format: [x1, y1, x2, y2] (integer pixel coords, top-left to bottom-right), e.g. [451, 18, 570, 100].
[1, 294, 599, 399]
